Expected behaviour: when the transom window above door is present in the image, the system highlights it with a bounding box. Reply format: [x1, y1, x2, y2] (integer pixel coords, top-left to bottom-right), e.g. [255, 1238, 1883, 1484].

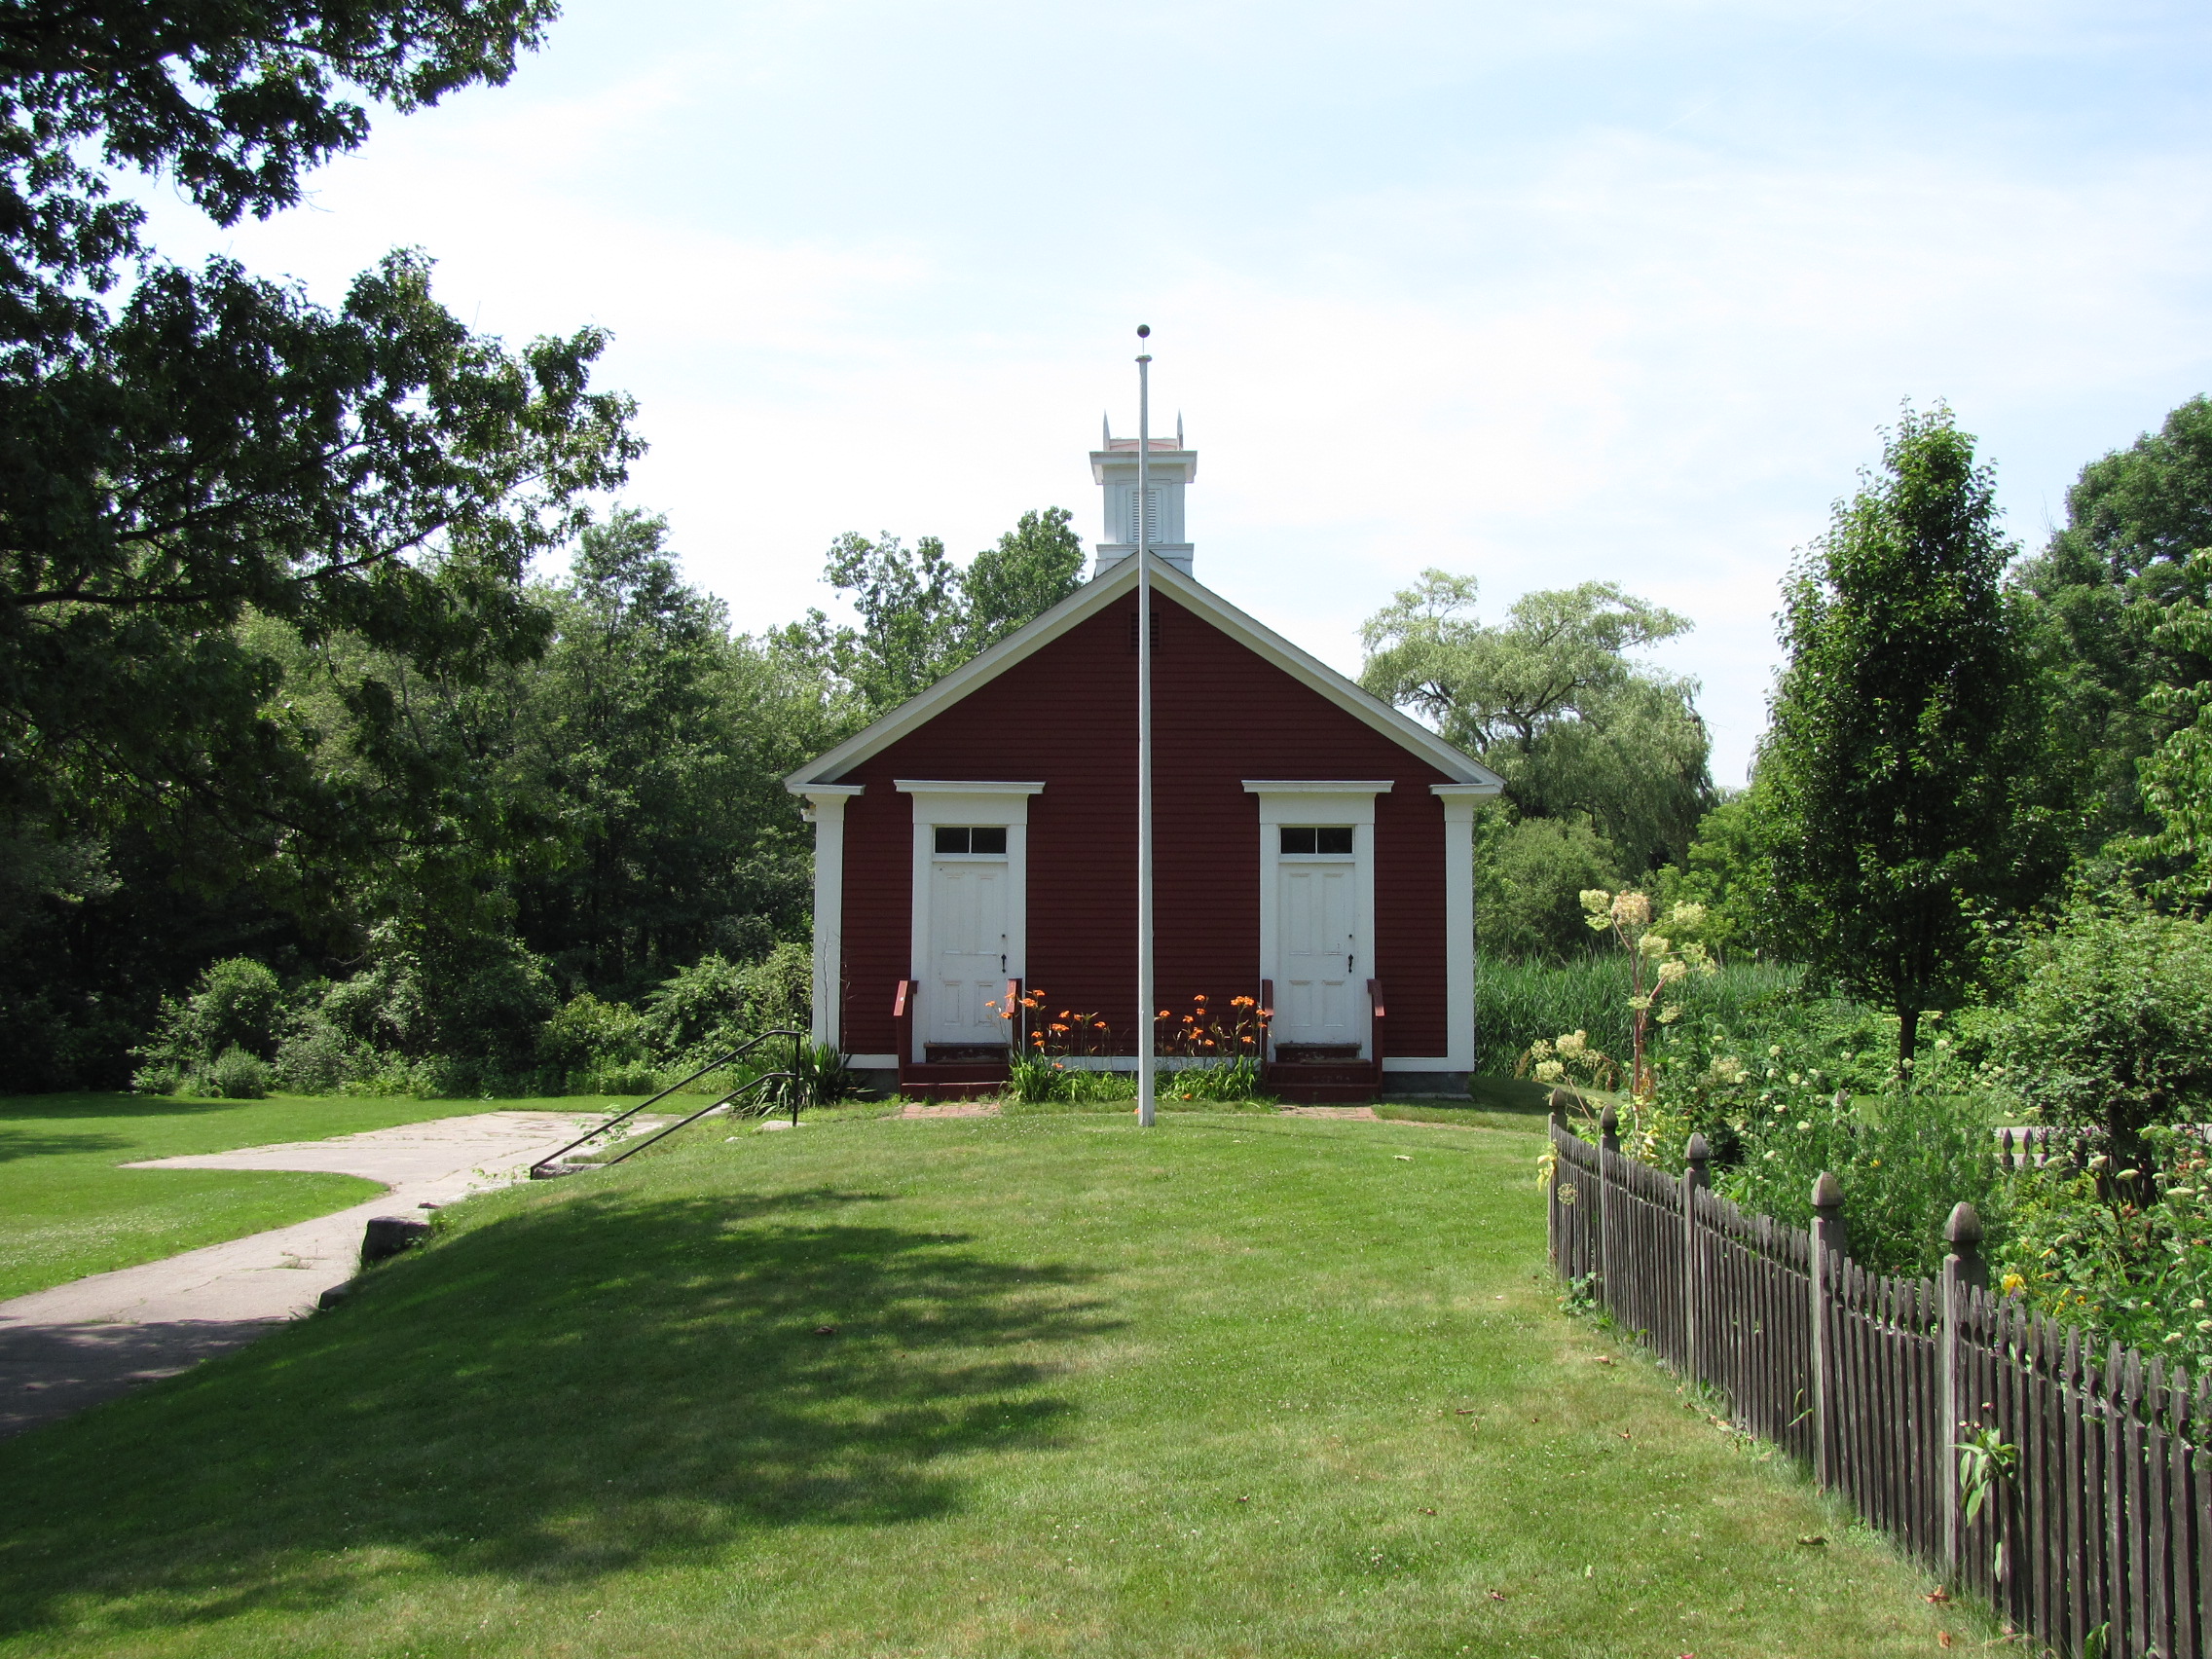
[1279, 827, 1353, 856]
[934, 826, 1008, 856]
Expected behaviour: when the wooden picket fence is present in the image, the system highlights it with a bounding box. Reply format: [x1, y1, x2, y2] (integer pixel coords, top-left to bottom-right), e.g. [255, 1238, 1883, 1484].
[1548, 1110, 2208, 1659]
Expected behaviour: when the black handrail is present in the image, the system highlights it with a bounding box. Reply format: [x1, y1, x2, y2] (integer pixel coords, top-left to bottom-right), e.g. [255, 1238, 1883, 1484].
[588, 1067, 799, 1168]
[531, 1027, 807, 1177]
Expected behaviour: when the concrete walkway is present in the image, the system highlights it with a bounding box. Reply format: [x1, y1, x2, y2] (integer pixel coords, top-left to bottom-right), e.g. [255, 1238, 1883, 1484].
[0, 1109, 608, 1440]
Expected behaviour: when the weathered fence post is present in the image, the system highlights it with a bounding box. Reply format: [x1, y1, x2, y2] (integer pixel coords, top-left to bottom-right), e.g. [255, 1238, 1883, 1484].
[1682, 1132, 1711, 1388]
[1938, 1200, 1987, 1587]
[1546, 1089, 1568, 1268]
[1808, 1169, 1845, 1491]
[1595, 1103, 1620, 1306]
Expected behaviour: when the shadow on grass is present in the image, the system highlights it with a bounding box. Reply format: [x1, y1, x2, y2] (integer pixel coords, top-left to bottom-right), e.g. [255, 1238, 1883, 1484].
[1373, 1077, 1557, 1134]
[0, 1124, 133, 1162]
[0, 1183, 1112, 1639]
[0, 1092, 243, 1127]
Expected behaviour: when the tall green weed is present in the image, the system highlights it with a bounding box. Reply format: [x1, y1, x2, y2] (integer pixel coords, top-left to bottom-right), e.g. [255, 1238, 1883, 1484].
[1477, 958, 1816, 1077]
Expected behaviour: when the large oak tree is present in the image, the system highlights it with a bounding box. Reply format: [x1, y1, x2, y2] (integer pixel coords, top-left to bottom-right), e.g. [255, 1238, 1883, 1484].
[0, 0, 640, 1084]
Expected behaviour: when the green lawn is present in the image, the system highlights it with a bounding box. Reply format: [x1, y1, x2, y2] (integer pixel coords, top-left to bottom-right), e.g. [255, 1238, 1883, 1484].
[1377, 1074, 1561, 1135]
[0, 1093, 597, 1302]
[0, 1109, 1993, 1657]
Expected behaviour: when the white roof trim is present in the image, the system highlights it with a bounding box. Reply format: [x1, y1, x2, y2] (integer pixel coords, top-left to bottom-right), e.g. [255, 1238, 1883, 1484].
[783, 558, 1503, 791]
[1241, 779, 1395, 794]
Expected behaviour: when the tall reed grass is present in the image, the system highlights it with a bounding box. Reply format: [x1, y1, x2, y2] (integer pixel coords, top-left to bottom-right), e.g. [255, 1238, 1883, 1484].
[1474, 958, 1811, 1077]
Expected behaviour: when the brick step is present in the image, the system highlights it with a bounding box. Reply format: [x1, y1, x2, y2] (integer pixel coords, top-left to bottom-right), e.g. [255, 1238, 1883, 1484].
[1271, 1082, 1382, 1105]
[897, 1061, 1009, 1102]
[1264, 1060, 1382, 1105]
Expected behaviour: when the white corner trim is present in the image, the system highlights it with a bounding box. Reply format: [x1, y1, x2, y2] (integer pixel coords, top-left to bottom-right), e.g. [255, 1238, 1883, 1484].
[799, 789, 858, 1049]
[782, 557, 1502, 791]
[1243, 779, 1395, 796]
[1432, 787, 1477, 1070]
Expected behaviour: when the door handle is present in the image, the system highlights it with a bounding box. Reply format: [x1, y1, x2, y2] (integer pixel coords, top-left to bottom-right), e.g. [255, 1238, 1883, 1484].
[1346, 952, 1353, 973]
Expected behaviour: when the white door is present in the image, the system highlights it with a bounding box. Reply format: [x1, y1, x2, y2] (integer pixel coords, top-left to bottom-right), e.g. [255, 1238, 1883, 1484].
[928, 861, 1009, 1046]
[1275, 864, 1359, 1048]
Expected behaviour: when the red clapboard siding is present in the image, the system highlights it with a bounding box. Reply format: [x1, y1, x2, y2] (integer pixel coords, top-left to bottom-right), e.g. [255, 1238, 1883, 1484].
[835, 588, 1455, 1056]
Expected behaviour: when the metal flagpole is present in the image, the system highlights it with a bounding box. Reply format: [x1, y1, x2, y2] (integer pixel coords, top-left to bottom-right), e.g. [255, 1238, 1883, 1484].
[1134, 326, 1156, 1128]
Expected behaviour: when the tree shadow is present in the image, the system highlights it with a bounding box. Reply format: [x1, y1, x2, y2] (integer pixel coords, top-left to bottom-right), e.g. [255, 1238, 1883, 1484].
[0, 1124, 132, 1162]
[0, 1184, 1116, 1638]
[0, 1092, 240, 1126]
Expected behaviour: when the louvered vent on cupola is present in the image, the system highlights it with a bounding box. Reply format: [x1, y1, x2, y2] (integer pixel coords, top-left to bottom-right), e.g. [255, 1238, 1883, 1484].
[1088, 411, 1198, 579]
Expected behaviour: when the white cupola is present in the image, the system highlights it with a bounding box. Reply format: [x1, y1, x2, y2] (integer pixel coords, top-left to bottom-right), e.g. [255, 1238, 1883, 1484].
[1089, 413, 1196, 578]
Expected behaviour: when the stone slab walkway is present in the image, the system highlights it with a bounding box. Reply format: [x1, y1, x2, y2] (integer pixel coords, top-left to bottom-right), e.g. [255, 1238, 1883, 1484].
[0, 1109, 607, 1440]
[900, 1102, 1003, 1119]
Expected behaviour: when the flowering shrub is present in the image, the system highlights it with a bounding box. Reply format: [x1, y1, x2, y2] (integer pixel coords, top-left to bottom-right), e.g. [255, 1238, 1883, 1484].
[1517, 890, 1714, 1150]
[1160, 993, 1269, 1098]
[1709, 1051, 2005, 1277]
[1994, 1125, 2212, 1372]
[992, 990, 1270, 1104]
[993, 987, 1124, 1104]
[1577, 890, 1715, 1098]
[1517, 1029, 1622, 1140]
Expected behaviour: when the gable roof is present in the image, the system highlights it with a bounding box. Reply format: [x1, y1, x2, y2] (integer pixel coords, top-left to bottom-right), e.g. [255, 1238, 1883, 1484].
[783, 557, 1504, 793]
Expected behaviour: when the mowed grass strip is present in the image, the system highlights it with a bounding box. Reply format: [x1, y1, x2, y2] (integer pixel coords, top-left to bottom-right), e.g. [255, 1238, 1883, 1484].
[0, 1113, 1994, 1658]
[0, 1093, 592, 1301]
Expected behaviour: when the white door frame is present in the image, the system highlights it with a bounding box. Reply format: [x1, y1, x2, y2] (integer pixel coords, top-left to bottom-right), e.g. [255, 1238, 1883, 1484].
[1243, 782, 1389, 1058]
[897, 781, 1044, 1063]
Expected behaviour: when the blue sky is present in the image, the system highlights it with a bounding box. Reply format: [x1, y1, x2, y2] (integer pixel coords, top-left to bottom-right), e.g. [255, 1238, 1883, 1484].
[141, 1, 2212, 785]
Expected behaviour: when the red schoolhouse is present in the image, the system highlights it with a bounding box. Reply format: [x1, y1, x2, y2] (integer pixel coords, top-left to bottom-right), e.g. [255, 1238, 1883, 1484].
[785, 425, 1501, 1101]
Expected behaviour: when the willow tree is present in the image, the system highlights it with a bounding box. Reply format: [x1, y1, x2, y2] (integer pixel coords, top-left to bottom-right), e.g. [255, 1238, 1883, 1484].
[1757, 405, 2060, 1075]
[1361, 574, 1713, 873]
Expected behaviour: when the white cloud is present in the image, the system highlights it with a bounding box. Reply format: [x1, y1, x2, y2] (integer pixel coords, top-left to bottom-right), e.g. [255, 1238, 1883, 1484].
[125, 0, 2212, 792]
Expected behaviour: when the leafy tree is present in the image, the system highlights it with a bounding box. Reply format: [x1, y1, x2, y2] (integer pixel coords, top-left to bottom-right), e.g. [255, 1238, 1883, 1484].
[787, 532, 965, 714]
[1756, 405, 2061, 1073]
[962, 506, 1086, 649]
[0, 2, 643, 1088]
[1986, 896, 2212, 1162]
[2014, 396, 2212, 847]
[1655, 792, 1775, 960]
[2119, 551, 2212, 905]
[1361, 572, 1714, 874]
[1477, 814, 1623, 962]
[785, 508, 1088, 718]
[0, 0, 634, 961]
[507, 510, 816, 992]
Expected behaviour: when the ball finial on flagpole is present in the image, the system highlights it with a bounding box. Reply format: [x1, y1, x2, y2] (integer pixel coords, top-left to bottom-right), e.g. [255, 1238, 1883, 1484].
[1137, 323, 1150, 338]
